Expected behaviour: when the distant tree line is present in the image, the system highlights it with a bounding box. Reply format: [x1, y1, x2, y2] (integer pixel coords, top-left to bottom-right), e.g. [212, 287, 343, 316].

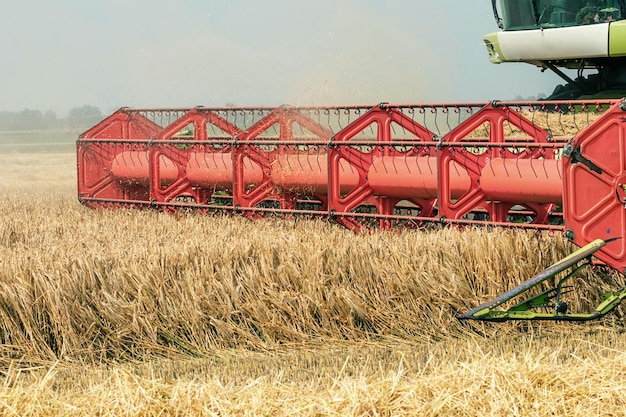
[514, 93, 548, 101]
[0, 105, 103, 131]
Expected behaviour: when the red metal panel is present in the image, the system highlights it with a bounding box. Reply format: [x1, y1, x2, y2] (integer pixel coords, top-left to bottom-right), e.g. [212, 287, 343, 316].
[563, 101, 626, 273]
[369, 157, 470, 200]
[149, 109, 243, 204]
[327, 104, 437, 230]
[77, 110, 160, 205]
[231, 108, 335, 212]
[480, 158, 562, 204]
[437, 103, 557, 224]
[79, 109, 162, 140]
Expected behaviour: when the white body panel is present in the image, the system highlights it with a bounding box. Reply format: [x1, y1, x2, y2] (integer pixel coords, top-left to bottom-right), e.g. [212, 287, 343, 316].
[497, 24, 609, 61]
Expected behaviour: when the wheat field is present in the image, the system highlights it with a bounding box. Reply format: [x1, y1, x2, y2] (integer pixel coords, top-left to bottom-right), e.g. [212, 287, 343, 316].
[1, 151, 626, 416]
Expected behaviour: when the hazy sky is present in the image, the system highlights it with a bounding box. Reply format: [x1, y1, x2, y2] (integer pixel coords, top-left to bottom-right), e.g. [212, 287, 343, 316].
[0, 1, 564, 116]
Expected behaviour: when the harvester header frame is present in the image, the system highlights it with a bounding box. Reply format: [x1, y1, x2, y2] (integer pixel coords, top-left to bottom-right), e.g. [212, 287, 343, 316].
[77, 99, 626, 320]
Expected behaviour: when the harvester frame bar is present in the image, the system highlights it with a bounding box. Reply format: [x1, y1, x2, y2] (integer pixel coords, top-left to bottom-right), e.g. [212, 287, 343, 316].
[77, 196, 566, 232]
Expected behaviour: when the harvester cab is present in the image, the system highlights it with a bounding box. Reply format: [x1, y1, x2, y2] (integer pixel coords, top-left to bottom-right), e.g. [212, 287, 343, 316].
[485, 0, 626, 99]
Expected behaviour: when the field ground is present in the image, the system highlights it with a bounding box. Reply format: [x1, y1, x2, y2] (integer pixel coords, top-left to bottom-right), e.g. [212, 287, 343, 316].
[1, 144, 626, 415]
[0, 129, 81, 153]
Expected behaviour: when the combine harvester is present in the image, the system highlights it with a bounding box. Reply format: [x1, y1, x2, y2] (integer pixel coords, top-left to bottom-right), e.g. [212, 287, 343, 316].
[77, 0, 626, 322]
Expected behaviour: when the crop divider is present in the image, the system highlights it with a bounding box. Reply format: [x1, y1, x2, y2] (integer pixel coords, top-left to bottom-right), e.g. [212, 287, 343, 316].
[458, 238, 626, 321]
